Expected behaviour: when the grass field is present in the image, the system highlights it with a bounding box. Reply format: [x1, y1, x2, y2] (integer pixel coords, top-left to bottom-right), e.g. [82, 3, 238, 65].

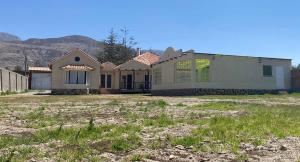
[0, 92, 300, 161]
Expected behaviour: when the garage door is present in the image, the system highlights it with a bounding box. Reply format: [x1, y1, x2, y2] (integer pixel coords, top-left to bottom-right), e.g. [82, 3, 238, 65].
[31, 73, 51, 90]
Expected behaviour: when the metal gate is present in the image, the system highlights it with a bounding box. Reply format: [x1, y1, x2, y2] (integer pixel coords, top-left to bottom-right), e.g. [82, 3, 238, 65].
[31, 73, 51, 90]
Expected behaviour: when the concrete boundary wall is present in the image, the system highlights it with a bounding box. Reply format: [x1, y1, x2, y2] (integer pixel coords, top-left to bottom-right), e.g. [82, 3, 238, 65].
[292, 69, 300, 91]
[0, 68, 28, 92]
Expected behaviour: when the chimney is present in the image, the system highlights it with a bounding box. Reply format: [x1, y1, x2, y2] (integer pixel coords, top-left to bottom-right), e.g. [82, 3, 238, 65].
[136, 48, 141, 56]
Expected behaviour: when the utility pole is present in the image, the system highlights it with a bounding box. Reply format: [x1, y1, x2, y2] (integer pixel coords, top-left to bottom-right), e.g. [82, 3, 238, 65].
[23, 48, 28, 76]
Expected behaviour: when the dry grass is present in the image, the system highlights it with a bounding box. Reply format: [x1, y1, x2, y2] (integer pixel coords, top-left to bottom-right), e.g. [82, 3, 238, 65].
[0, 92, 300, 161]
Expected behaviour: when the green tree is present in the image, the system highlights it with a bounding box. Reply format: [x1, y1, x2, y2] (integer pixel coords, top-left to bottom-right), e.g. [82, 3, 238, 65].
[97, 28, 137, 65]
[292, 64, 300, 70]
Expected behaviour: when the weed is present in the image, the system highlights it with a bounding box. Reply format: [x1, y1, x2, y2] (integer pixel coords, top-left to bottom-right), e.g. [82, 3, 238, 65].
[107, 100, 120, 106]
[147, 100, 168, 108]
[176, 103, 185, 107]
[87, 117, 95, 131]
[144, 113, 174, 127]
[190, 102, 242, 110]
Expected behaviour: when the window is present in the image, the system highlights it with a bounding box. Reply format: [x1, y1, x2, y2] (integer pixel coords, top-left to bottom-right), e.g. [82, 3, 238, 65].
[77, 71, 86, 84]
[263, 65, 272, 77]
[176, 60, 192, 83]
[66, 71, 87, 84]
[101, 74, 106, 88]
[195, 59, 210, 82]
[69, 71, 77, 84]
[100, 74, 112, 88]
[75, 57, 80, 62]
[153, 68, 162, 85]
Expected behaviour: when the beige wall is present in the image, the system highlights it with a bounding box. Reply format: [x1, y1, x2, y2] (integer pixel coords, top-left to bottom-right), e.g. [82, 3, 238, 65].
[17, 74, 22, 91]
[1, 69, 10, 91]
[0, 68, 28, 92]
[10, 73, 17, 91]
[51, 50, 101, 90]
[152, 49, 291, 90]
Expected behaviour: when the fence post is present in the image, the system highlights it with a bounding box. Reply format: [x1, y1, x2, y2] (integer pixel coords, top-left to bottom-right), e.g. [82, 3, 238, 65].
[15, 73, 18, 92]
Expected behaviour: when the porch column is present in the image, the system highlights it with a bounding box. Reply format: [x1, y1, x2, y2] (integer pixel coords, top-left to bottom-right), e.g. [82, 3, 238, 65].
[119, 70, 121, 90]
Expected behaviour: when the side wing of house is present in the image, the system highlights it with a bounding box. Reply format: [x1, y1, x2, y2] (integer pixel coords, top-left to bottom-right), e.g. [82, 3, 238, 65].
[152, 47, 291, 95]
[51, 49, 101, 94]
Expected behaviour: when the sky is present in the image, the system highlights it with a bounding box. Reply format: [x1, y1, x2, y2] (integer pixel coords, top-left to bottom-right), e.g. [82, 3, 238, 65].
[0, 0, 300, 65]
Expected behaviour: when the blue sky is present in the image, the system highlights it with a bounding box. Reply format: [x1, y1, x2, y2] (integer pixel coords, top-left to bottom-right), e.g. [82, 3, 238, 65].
[0, 0, 300, 65]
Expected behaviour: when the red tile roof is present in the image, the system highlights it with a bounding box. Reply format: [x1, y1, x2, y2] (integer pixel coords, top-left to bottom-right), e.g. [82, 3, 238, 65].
[61, 65, 94, 71]
[101, 62, 117, 70]
[133, 52, 160, 65]
[28, 67, 52, 72]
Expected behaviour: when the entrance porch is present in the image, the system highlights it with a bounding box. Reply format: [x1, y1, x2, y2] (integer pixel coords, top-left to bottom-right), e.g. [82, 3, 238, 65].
[118, 70, 151, 93]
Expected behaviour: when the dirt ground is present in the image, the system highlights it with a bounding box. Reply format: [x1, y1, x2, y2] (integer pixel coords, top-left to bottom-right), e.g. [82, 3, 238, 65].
[0, 92, 300, 162]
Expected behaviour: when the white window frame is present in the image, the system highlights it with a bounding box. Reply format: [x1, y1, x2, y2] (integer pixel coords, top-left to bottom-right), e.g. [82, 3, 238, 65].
[65, 71, 88, 85]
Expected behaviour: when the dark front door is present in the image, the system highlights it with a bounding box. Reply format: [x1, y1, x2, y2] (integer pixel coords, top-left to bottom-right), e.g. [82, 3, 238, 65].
[127, 74, 132, 90]
[145, 75, 150, 90]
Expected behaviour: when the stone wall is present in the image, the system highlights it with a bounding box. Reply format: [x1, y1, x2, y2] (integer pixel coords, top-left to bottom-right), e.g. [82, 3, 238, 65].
[151, 88, 280, 96]
[51, 89, 100, 95]
[0, 68, 28, 92]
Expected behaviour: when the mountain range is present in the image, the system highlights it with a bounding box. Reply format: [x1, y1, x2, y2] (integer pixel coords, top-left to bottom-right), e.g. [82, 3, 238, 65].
[0, 32, 163, 70]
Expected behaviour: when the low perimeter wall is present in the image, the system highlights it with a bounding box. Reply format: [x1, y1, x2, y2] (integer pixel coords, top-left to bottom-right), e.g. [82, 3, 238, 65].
[0, 68, 28, 92]
[151, 88, 281, 96]
[292, 69, 300, 91]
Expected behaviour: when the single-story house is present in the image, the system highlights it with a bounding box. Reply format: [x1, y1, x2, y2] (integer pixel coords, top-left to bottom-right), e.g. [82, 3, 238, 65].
[29, 48, 159, 94]
[151, 47, 292, 96]
[28, 67, 52, 90]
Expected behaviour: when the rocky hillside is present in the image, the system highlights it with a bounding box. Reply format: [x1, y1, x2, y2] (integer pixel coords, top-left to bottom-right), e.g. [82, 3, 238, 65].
[0, 32, 21, 42]
[0, 33, 104, 70]
[0, 33, 164, 70]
